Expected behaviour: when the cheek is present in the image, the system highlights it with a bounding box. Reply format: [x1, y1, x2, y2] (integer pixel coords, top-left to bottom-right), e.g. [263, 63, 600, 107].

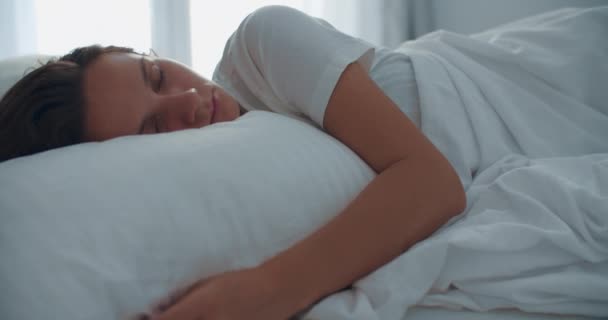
[161, 62, 206, 90]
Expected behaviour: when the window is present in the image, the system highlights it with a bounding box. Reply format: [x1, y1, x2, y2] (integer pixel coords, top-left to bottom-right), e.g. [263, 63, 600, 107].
[2, 0, 365, 77]
[189, 0, 312, 78]
[34, 0, 152, 56]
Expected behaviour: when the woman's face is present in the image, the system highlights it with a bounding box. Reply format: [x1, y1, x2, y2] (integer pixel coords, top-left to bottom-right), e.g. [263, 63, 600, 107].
[83, 52, 242, 141]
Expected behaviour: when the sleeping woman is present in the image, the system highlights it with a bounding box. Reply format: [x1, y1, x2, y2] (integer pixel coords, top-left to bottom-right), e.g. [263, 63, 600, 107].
[0, 5, 606, 320]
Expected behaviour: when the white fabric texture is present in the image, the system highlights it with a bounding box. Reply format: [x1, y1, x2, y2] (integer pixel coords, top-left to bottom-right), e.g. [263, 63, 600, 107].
[344, 154, 608, 319]
[395, 6, 608, 190]
[213, 5, 375, 128]
[0, 111, 375, 319]
[310, 6, 608, 319]
[213, 5, 421, 132]
[1, 5, 607, 320]
[368, 47, 421, 128]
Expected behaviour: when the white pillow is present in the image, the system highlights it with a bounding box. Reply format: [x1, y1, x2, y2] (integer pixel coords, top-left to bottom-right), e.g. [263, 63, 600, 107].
[0, 55, 55, 98]
[0, 111, 375, 319]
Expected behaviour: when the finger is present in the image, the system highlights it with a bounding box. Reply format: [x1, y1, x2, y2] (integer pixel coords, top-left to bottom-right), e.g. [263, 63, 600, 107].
[150, 293, 199, 320]
[152, 277, 212, 314]
[152, 287, 188, 314]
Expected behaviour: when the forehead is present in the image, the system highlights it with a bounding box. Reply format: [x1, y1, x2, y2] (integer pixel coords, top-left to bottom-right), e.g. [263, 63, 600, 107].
[83, 52, 146, 141]
[85, 52, 143, 91]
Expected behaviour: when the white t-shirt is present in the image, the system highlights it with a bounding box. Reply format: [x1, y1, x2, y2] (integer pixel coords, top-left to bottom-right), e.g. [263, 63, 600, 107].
[212, 5, 420, 130]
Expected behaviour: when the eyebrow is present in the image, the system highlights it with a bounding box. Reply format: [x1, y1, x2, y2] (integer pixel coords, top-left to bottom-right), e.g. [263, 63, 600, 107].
[138, 57, 149, 134]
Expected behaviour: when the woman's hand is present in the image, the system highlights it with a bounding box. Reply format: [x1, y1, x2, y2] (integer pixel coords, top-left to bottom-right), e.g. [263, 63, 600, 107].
[141, 267, 300, 320]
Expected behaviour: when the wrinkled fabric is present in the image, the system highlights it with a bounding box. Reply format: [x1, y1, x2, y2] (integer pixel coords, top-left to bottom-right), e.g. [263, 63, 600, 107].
[303, 6, 608, 319]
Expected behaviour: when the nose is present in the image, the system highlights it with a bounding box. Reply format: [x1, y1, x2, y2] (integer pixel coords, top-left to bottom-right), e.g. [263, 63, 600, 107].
[160, 88, 203, 132]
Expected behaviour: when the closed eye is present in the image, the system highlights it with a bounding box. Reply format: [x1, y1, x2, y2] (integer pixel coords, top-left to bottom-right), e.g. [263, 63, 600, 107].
[153, 115, 161, 133]
[139, 114, 161, 135]
[153, 64, 164, 92]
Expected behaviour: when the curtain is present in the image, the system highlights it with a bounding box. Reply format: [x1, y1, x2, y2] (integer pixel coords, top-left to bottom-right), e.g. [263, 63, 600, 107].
[315, 0, 383, 46]
[0, 0, 37, 59]
[150, 0, 191, 66]
[316, 0, 435, 49]
[0, 0, 401, 62]
[0, 0, 394, 66]
[0, 0, 428, 72]
[383, 0, 435, 47]
[3, 0, 603, 63]
[0, 0, 152, 60]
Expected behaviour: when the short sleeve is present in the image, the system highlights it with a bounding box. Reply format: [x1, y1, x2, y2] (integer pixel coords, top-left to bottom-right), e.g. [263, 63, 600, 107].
[212, 5, 375, 128]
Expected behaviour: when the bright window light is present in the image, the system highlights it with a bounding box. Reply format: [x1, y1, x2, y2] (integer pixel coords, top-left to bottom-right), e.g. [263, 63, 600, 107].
[190, 0, 309, 78]
[34, 0, 152, 56]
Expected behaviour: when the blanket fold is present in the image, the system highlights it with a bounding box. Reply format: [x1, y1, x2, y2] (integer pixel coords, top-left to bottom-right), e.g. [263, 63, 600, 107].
[302, 6, 608, 319]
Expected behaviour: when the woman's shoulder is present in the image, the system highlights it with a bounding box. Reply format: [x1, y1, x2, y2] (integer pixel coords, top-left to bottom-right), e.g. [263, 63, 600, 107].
[245, 5, 309, 25]
[236, 5, 330, 41]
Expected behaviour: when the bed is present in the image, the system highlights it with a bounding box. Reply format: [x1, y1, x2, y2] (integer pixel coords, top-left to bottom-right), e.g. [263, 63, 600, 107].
[403, 306, 599, 320]
[1, 6, 607, 320]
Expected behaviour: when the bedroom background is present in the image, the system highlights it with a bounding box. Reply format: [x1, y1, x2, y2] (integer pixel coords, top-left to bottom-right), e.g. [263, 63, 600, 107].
[1, 0, 605, 78]
[1, 1, 607, 319]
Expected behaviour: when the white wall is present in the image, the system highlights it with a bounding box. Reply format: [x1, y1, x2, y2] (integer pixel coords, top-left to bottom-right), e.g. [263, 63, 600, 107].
[430, 0, 606, 34]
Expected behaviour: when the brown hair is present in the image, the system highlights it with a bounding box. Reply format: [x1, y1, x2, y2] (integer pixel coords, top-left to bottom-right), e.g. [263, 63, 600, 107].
[0, 45, 136, 162]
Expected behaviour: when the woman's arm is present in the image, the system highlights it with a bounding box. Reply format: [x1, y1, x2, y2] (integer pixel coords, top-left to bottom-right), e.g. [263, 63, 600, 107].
[260, 61, 466, 313]
[147, 61, 466, 320]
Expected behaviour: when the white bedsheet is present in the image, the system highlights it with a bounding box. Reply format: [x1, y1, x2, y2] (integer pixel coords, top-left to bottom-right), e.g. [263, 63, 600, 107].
[302, 154, 608, 319]
[402, 306, 602, 320]
[1, 6, 606, 320]
[300, 6, 608, 319]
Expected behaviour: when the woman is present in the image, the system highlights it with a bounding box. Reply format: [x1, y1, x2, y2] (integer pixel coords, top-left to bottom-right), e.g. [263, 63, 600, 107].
[13, 4, 604, 320]
[1, 7, 465, 317]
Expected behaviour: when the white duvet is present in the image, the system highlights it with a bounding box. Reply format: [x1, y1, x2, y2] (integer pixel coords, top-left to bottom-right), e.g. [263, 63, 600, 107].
[336, 154, 608, 319]
[1, 6, 607, 320]
[308, 6, 608, 319]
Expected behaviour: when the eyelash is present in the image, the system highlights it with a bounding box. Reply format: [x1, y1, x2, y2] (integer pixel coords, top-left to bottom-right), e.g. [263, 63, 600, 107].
[155, 66, 164, 92]
[153, 115, 161, 133]
[150, 63, 164, 133]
